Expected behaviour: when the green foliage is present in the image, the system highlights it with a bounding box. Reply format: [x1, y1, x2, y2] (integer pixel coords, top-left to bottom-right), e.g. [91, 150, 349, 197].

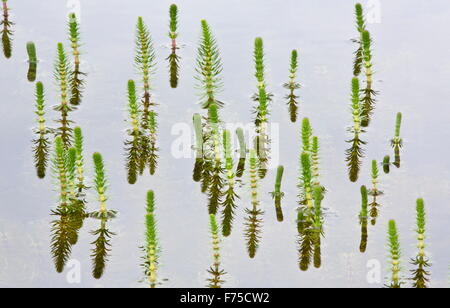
[53, 42, 74, 149]
[383, 155, 390, 174]
[272, 165, 285, 222]
[208, 214, 226, 288]
[26, 41, 37, 81]
[1, 1, 13, 59]
[167, 50, 180, 88]
[169, 4, 178, 40]
[355, 3, 365, 33]
[387, 220, 402, 288]
[33, 81, 49, 179]
[416, 198, 425, 234]
[284, 49, 300, 122]
[52, 136, 68, 206]
[301, 118, 312, 152]
[360, 185, 368, 218]
[144, 190, 159, 286]
[68, 13, 85, 106]
[93, 152, 106, 199]
[90, 221, 113, 279]
[73, 126, 86, 193]
[196, 20, 223, 109]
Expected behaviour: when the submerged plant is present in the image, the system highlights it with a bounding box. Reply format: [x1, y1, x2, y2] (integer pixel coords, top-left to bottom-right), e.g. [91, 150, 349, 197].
[299, 152, 313, 209]
[167, 4, 180, 88]
[168, 4, 178, 48]
[353, 3, 366, 77]
[244, 150, 263, 259]
[90, 153, 116, 279]
[73, 127, 86, 194]
[207, 104, 225, 215]
[235, 127, 246, 178]
[359, 185, 368, 253]
[196, 20, 223, 109]
[391, 112, 403, 168]
[32, 82, 50, 179]
[134, 16, 158, 175]
[26, 42, 37, 82]
[284, 49, 300, 122]
[1, 0, 13, 59]
[68, 13, 85, 106]
[53, 42, 74, 149]
[368, 159, 382, 196]
[360, 30, 377, 127]
[124, 80, 141, 184]
[221, 130, 238, 237]
[143, 190, 160, 288]
[346, 77, 366, 182]
[271, 165, 285, 222]
[410, 198, 431, 288]
[301, 118, 312, 153]
[387, 220, 402, 288]
[207, 214, 226, 288]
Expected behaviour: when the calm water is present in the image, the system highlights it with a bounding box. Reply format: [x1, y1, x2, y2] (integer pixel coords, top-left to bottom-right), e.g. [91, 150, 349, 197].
[0, 0, 449, 288]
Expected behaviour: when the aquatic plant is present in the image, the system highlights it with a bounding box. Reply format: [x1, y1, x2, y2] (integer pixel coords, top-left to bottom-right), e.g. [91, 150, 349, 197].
[346, 77, 366, 182]
[26, 42, 37, 82]
[207, 104, 225, 215]
[360, 30, 377, 127]
[207, 214, 226, 288]
[90, 152, 115, 279]
[143, 190, 160, 288]
[148, 110, 159, 175]
[311, 136, 323, 190]
[32, 82, 50, 179]
[368, 159, 382, 196]
[168, 4, 178, 47]
[252, 37, 272, 126]
[410, 198, 431, 288]
[235, 127, 246, 178]
[167, 5, 180, 88]
[73, 127, 86, 194]
[299, 152, 313, 209]
[353, 3, 366, 77]
[50, 212, 77, 273]
[284, 49, 300, 122]
[387, 220, 402, 288]
[359, 185, 368, 253]
[297, 215, 314, 271]
[301, 118, 312, 153]
[53, 42, 74, 149]
[244, 150, 263, 258]
[167, 48, 180, 88]
[68, 13, 85, 106]
[196, 20, 223, 109]
[124, 80, 141, 184]
[52, 136, 69, 207]
[221, 130, 238, 237]
[312, 186, 323, 231]
[271, 166, 285, 222]
[382, 155, 390, 174]
[391, 112, 403, 168]
[1, 0, 13, 59]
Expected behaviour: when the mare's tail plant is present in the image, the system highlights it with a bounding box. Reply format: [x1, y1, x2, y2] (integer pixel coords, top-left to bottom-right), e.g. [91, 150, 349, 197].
[167, 4, 180, 88]
[90, 153, 116, 279]
[284, 49, 300, 122]
[148, 111, 159, 175]
[387, 220, 402, 288]
[368, 159, 382, 196]
[1, 0, 13, 59]
[353, 3, 366, 77]
[207, 214, 226, 288]
[32, 82, 50, 179]
[53, 42, 74, 149]
[410, 198, 431, 288]
[359, 185, 369, 253]
[135, 17, 157, 175]
[244, 150, 263, 258]
[346, 77, 366, 182]
[26, 42, 37, 82]
[391, 112, 403, 168]
[73, 127, 86, 194]
[196, 20, 223, 109]
[143, 190, 160, 288]
[221, 130, 238, 237]
[68, 13, 85, 106]
[271, 165, 285, 222]
[125, 80, 141, 184]
[360, 30, 377, 127]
